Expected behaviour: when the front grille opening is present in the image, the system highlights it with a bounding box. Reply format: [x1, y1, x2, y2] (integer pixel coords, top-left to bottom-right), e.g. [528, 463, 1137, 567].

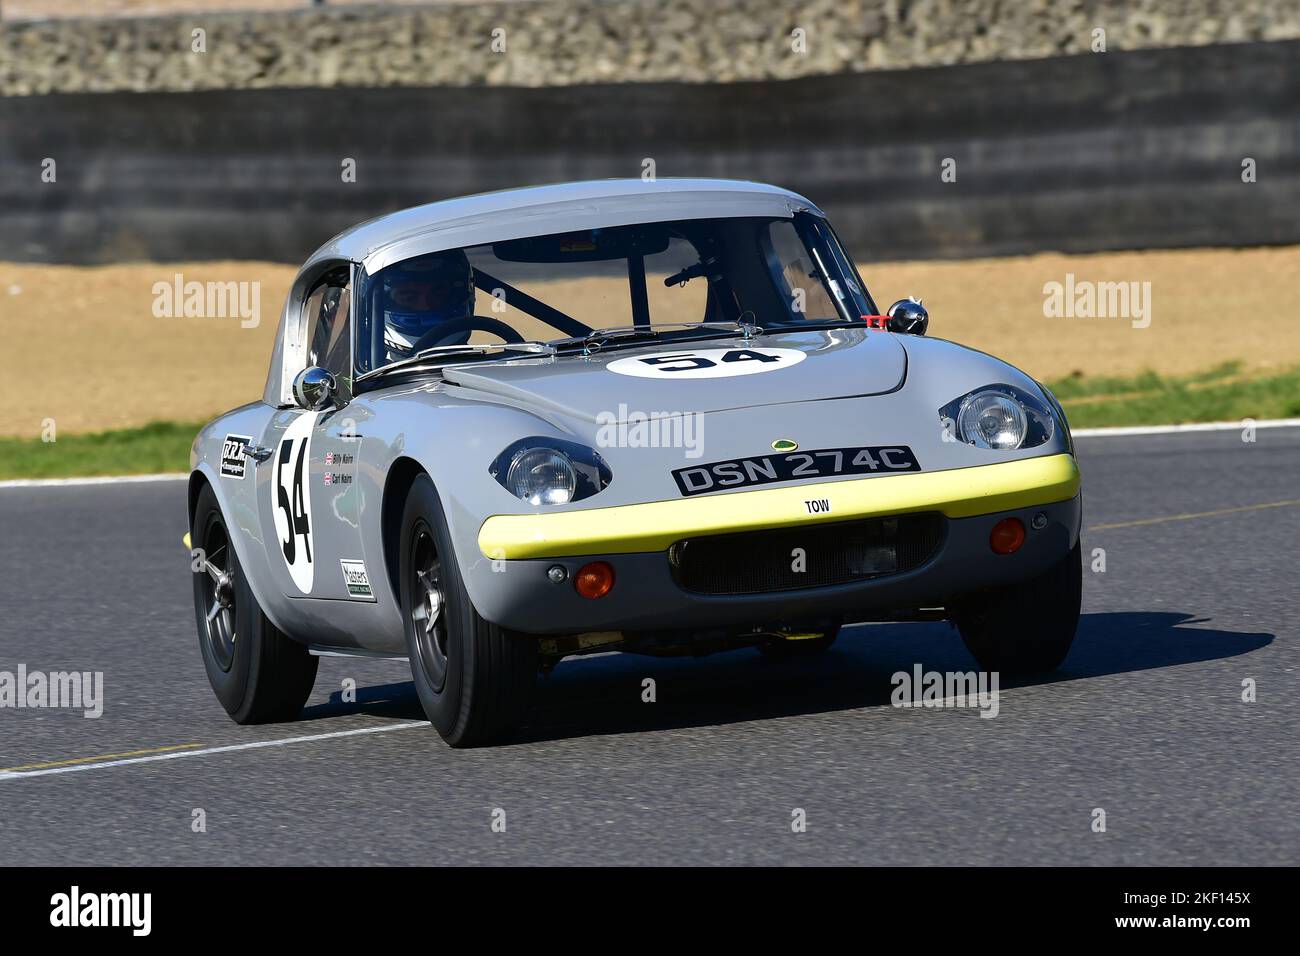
[668, 513, 945, 595]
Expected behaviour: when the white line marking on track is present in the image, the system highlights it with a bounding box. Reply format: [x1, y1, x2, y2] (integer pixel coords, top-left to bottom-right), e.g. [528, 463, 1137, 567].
[0, 722, 428, 781]
[1073, 418, 1300, 438]
[0, 472, 187, 489]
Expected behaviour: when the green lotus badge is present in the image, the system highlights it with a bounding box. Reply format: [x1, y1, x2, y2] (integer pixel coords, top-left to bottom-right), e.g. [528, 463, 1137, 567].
[772, 439, 799, 451]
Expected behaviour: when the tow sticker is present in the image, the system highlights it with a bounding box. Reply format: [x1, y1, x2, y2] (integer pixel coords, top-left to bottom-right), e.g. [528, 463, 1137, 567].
[271, 413, 317, 594]
[606, 347, 806, 379]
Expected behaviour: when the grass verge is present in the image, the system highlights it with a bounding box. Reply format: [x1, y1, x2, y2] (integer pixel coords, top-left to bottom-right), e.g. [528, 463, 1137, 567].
[0, 421, 201, 480]
[1048, 364, 1300, 429]
[0, 365, 1297, 479]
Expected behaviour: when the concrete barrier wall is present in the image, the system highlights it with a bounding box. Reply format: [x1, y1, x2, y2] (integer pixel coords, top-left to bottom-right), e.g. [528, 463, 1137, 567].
[1, 39, 1297, 263]
[2, 0, 1298, 95]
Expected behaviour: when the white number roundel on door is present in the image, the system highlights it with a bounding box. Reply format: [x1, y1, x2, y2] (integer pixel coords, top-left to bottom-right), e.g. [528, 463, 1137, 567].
[271, 412, 317, 594]
[605, 347, 806, 379]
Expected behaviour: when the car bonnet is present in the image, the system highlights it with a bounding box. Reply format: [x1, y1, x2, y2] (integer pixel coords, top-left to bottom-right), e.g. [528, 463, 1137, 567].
[438, 328, 905, 422]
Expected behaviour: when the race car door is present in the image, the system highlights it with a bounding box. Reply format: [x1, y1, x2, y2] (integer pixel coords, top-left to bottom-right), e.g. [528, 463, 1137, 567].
[257, 267, 368, 603]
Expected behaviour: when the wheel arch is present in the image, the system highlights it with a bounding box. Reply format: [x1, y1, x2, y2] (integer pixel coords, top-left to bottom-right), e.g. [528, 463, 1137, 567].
[381, 456, 430, 607]
[188, 469, 212, 531]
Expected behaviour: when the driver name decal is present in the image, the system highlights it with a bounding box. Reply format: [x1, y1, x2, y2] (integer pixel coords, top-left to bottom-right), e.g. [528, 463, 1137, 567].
[606, 347, 806, 379]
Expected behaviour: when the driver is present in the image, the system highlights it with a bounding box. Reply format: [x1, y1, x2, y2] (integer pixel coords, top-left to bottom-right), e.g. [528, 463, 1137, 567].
[381, 250, 476, 361]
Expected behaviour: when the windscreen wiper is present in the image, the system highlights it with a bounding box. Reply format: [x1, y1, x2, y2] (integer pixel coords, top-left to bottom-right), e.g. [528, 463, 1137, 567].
[554, 321, 764, 356]
[765, 319, 864, 331]
[355, 342, 555, 383]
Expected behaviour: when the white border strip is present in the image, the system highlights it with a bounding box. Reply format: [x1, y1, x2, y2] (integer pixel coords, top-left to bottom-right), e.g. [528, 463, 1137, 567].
[0, 722, 428, 782]
[1073, 418, 1300, 438]
[0, 472, 187, 490]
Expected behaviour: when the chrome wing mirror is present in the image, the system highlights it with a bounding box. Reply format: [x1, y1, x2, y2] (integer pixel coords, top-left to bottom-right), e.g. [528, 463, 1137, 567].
[886, 297, 929, 335]
[292, 366, 340, 410]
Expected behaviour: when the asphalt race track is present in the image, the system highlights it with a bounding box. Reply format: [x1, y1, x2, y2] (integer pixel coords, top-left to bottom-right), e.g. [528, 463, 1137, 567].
[0, 427, 1295, 866]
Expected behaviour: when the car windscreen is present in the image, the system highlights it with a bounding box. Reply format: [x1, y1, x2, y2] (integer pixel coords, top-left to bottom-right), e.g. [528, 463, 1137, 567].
[354, 213, 875, 375]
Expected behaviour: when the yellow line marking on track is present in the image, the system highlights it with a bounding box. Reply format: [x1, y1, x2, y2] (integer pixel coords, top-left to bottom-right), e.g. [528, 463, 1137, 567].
[1089, 498, 1300, 531]
[2, 743, 203, 772]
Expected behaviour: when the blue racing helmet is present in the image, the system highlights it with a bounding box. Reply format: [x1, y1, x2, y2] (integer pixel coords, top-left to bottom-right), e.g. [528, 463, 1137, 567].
[381, 250, 475, 358]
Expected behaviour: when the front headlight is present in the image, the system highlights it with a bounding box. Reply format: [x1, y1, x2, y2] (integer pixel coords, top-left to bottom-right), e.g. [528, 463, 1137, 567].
[490, 437, 612, 505]
[506, 447, 577, 505]
[941, 385, 1055, 450]
[958, 392, 1028, 449]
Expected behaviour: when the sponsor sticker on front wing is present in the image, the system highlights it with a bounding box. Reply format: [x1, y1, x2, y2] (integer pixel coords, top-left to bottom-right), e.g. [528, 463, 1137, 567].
[220, 434, 252, 479]
[340, 559, 375, 600]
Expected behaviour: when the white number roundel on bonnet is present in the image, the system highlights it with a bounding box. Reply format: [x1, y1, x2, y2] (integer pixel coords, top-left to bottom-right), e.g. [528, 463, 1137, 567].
[606, 347, 806, 379]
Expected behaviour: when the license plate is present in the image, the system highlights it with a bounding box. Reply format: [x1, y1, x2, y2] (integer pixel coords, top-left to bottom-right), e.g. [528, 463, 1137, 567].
[672, 445, 921, 497]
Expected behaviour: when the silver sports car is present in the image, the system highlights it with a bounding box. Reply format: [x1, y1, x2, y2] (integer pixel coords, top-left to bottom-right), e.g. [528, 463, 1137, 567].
[189, 179, 1082, 746]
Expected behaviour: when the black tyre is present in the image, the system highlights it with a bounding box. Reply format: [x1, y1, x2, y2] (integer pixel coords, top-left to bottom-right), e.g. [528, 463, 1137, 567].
[191, 483, 318, 723]
[758, 627, 841, 657]
[954, 542, 1082, 675]
[400, 474, 537, 747]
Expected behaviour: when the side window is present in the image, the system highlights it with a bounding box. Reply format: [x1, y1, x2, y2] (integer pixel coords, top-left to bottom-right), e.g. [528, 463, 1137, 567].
[302, 268, 352, 380]
[764, 220, 840, 321]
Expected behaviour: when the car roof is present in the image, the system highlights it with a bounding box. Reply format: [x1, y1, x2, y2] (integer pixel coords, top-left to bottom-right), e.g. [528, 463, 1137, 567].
[266, 178, 824, 407]
[307, 178, 823, 276]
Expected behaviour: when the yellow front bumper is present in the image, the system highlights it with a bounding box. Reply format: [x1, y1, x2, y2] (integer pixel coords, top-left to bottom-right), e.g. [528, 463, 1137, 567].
[478, 453, 1080, 560]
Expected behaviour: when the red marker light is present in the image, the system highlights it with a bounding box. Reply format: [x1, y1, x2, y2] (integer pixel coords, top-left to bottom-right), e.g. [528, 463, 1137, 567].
[989, 518, 1026, 555]
[574, 561, 615, 599]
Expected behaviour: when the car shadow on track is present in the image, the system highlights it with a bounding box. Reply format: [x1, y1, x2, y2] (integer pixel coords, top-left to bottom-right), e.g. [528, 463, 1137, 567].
[300, 681, 425, 722]
[295, 611, 1271, 740]
[515, 610, 1273, 744]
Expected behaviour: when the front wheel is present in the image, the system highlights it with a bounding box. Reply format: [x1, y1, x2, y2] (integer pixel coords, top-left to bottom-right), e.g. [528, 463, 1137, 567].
[400, 475, 537, 747]
[953, 542, 1082, 676]
[191, 483, 318, 723]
